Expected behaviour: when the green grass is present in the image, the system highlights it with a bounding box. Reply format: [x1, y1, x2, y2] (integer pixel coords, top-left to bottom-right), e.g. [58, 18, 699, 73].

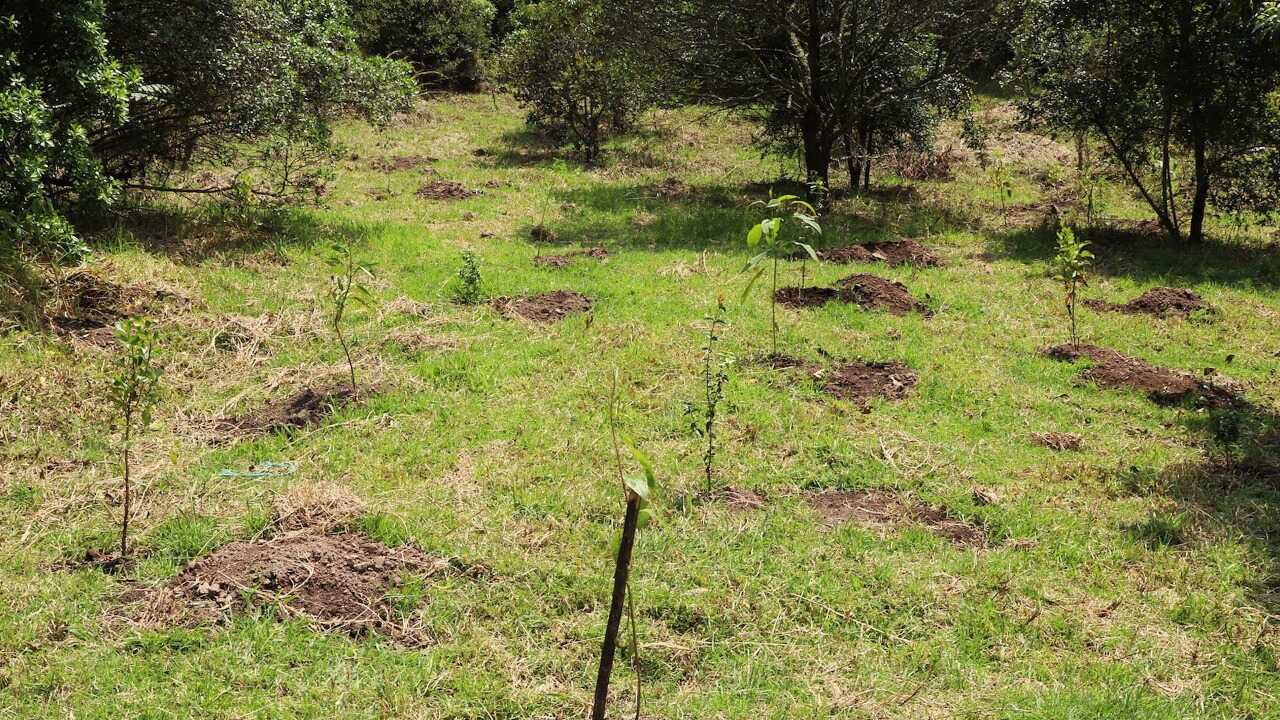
[3, 93, 1280, 719]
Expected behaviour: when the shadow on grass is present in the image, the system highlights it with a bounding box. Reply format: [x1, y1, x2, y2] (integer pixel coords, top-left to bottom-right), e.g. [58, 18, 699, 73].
[986, 221, 1280, 290]
[74, 201, 379, 266]
[539, 180, 973, 255]
[1125, 399, 1280, 613]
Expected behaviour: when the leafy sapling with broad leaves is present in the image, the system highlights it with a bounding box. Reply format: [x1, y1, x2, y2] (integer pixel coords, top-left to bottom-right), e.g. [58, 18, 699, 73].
[1050, 225, 1093, 347]
[108, 319, 163, 564]
[742, 193, 822, 357]
[592, 371, 657, 720]
[450, 250, 485, 305]
[325, 243, 374, 393]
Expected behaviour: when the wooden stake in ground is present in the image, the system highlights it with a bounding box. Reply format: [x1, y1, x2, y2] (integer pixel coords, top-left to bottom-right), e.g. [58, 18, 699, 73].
[592, 372, 656, 720]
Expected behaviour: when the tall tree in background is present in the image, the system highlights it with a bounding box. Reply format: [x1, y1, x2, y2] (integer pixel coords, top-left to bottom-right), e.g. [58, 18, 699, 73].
[1012, 0, 1280, 242]
[634, 0, 975, 197]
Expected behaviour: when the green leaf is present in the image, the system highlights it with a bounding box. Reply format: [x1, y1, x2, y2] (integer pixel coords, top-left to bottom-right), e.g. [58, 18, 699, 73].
[746, 222, 763, 247]
[624, 473, 651, 503]
[740, 265, 766, 302]
[793, 242, 820, 262]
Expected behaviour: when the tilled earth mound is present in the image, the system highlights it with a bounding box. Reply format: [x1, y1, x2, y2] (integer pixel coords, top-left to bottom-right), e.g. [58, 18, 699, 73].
[820, 239, 942, 267]
[1043, 344, 1239, 407]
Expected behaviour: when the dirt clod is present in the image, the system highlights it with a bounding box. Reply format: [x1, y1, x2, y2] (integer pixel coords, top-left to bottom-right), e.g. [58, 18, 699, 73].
[1043, 344, 1240, 407]
[775, 286, 839, 309]
[493, 291, 592, 323]
[139, 532, 451, 639]
[1084, 287, 1209, 318]
[1031, 432, 1083, 451]
[215, 384, 358, 436]
[533, 247, 609, 269]
[835, 274, 932, 316]
[821, 362, 917, 407]
[371, 155, 436, 172]
[530, 225, 557, 243]
[416, 181, 480, 200]
[806, 489, 984, 547]
[821, 239, 942, 267]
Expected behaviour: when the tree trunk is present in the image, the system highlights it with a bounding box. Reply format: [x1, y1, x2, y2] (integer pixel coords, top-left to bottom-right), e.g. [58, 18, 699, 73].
[591, 495, 641, 720]
[1189, 130, 1210, 243]
[801, 0, 830, 202]
[845, 131, 861, 194]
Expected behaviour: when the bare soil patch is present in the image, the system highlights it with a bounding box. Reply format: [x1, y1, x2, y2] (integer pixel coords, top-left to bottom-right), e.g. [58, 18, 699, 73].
[1031, 432, 1084, 451]
[1084, 287, 1209, 318]
[821, 362, 918, 407]
[136, 532, 454, 640]
[214, 384, 359, 437]
[530, 225, 557, 243]
[48, 270, 190, 348]
[820, 239, 942, 267]
[705, 486, 768, 511]
[492, 291, 592, 323]
[835, 274, 932, 316]
[416, 181, 480, 200]
[775, 286, 839, 309]
[533, 247, 610, 269]
[1042, 344, 1240, 407]
[371, 155, 436, 172]
[650, 177, 694, 200]
[806, 489, 985, 547]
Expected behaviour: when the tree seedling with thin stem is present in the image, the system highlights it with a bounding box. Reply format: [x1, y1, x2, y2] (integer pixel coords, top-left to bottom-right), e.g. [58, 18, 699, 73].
[108, 318, 162, 565]
[690, 295, 730, 495]
[325, 243, 374, 393]
[1050, 225, 1093, 347]
[742, 193, 822, 357]
[450, 250, 485, 305]
[592, 371, 657, 720]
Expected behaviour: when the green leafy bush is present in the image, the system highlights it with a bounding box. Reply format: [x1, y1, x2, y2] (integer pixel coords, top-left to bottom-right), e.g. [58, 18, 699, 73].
[0, 1, 134, 256]
[496, 0, 655, 161]
[348, 0, 496, 88]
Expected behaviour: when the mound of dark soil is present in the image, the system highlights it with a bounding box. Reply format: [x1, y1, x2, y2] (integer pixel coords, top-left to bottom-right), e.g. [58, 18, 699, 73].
[371, 155, 436, 172]
[806, 489, 985, 547]
[530, 225, 557, 243]
[820, 239, 942, 267]
[1084, 287, 1208, 318]
[49, 271, 189, 347]
[775, 286, 839, 308]
[1031, 432, 1083, 451]
[821, 362, 917, 407]
[416, 181, 480, 200]
[141, 532, 450, 638]
[835, 274, 932, 316]
[1043, 344, 1239, 407]
[651, 177, 693, 199]
[215, 384, 357, 436]
[493, 291, 592, 323]
[533, 254, 573, 268]
[532, 247, 609, 269]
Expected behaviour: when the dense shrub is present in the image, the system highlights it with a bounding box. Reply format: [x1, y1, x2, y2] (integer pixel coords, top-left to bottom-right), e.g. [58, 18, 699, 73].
[349, 0, 496, 88]
[496, 0, 656, 162]
[1, 0, 416, 254]
[0, 1, 133, 255]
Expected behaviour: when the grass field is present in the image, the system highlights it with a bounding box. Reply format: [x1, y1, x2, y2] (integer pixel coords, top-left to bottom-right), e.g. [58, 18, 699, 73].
[4, 92, 1280, 719]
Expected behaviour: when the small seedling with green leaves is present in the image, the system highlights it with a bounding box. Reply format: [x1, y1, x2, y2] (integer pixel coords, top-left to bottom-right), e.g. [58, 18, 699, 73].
[108, 319, 163, 564]
[449, 250, 485, 305]
[325, 243, 374, 392]
[742, 193, 822, 357]
[592, 371, 656, 720]
[1050, 225, 1093, 347]
[690, 295, 730, 494]
[988, 150, 1014, 217]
